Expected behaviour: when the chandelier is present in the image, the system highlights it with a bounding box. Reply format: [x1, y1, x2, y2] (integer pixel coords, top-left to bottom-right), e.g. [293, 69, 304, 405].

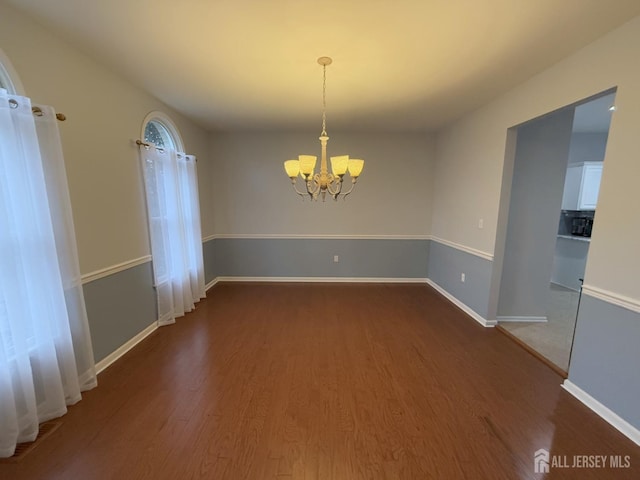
[283, 57, 364, 201]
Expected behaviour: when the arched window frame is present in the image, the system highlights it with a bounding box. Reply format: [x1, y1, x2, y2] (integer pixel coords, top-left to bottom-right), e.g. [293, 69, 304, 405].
[0, 48, 26, 95]
[141, 111, 185, 152]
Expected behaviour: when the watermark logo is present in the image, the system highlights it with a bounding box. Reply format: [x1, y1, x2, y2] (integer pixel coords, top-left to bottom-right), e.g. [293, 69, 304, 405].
[534, 448, 550, 473]
[534, 448, 631, 472]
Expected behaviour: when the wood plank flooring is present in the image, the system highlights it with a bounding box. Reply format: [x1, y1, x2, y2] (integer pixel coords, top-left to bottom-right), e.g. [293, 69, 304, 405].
[1, 283, 638, 479]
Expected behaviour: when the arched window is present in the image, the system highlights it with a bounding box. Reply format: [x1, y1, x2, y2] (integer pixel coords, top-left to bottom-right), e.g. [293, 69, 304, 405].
[142, 112, 184, 151]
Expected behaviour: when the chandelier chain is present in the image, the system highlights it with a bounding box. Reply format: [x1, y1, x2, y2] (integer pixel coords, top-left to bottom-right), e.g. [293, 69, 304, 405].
[321, 64, 327, 136]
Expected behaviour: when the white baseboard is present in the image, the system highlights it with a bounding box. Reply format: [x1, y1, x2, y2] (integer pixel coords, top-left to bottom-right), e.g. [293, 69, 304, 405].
[205, 278, 219, 291]
[95, 322, 158, 375]
[562, 379, 640, 447]
[496, 316, 548, 323]
[214, 276, 429, 284]
[425, 279, 496, 328]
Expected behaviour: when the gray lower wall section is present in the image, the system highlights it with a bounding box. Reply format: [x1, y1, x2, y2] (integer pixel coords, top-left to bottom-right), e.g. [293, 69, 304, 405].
[568, 294, 640, 430]
[203, 238, 429, 280]
[83, 261, 157, 363]
[427, 241, 493, 319]
[203, 239, 216, 285]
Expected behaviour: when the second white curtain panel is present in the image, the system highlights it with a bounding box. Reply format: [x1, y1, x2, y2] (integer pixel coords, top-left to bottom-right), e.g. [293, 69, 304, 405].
[140, 145, 205, 325]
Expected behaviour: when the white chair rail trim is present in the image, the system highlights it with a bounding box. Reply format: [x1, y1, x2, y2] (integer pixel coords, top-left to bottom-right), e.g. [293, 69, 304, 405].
[81, 256, 152, 284]
[581, 284, 640, 314]
[429, 236, 494, 261]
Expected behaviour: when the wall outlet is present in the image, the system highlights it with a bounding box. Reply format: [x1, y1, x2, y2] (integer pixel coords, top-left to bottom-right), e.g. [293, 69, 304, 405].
[333, 255, 339, 263]
[461, 273, 466, 283]
[478, 218, 484, 229]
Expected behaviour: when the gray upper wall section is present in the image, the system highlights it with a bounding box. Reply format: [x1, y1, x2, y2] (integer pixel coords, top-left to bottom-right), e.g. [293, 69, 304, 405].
[204, 238, 429, 280]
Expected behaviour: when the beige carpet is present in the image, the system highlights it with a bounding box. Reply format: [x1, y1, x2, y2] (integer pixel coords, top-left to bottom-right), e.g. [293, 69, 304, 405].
[500, 283, 580, 371]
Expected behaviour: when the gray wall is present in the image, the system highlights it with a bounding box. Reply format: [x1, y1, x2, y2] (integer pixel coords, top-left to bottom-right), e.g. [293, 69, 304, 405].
[497, 109, 575, 318]
[551, 238, 590, 291]
[83, 262, 157, 363]
[203, 239, 216, 285]
[569, 294, 640, 430]
[209, 132, 434, 238]
[204, 238, 429, 280]
[568, 132, 609, 165]
[427, 241, 493, 319]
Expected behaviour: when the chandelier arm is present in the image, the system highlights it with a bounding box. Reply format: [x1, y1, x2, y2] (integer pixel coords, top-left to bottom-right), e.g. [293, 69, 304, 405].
[311, 173, 323, 189]
[291, 181, 307, 197]
[326, 177, 343, 196]
[325, 172, 337, 187]
[306, 175, 321, 199]
[341, 179, 358, 199]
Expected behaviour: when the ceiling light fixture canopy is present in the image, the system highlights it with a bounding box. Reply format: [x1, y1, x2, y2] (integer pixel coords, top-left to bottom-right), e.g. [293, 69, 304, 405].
[283, 56, 364, 201]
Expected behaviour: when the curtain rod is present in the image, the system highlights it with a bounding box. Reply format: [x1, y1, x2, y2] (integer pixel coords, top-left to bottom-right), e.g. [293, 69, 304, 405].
[135, 139, 197, 161]
[136, 139, 164, 153]
[6, 98, 66, 120]
[31, 106, 66, 121]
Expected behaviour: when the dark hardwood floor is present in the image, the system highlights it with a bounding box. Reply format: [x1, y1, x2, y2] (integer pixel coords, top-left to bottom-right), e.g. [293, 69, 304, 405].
[2, 283, 638, 479]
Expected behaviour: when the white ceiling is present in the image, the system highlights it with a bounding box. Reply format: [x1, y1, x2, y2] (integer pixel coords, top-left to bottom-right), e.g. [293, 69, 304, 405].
[6, 0, 640, 132]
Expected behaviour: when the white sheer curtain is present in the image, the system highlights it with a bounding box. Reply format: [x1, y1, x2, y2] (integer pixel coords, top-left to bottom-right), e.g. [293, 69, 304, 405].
[0, 89, 96, 458]
[139, 144, 205, 325]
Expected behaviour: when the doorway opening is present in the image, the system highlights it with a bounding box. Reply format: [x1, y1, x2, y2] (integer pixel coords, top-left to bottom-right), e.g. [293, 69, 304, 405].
[492, 89, 616, 374]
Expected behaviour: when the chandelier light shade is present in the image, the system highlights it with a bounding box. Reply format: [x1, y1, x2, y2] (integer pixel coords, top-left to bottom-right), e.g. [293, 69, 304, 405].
[284, 56, 364, 201]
